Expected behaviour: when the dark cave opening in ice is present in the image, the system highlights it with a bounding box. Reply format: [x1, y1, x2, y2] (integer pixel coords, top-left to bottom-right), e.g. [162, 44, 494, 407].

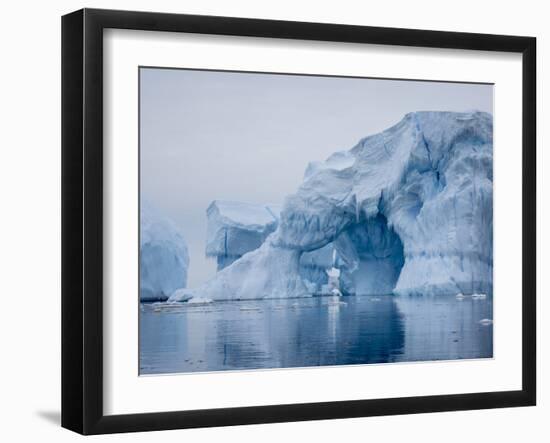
[337, 214, 405, 296]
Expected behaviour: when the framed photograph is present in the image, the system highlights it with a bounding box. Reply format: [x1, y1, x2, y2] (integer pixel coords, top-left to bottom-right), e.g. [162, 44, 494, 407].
[62, 8, 536, 435]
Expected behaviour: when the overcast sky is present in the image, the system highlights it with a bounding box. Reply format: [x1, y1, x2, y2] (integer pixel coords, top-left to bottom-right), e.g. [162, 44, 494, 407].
[140, 67, 493, 288]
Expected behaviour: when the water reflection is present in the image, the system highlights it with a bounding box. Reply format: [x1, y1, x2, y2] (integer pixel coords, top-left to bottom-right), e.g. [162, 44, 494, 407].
[393, 295, 493, 361]
[140, 294, 492, 375]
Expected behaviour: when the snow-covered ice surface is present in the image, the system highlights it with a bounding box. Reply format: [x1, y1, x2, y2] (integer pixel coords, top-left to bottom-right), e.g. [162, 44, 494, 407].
[304, 150, 355, 180]
[170, 111, 492, 302]
[140, 203, 190, 301]
[205, 200, 281, 270]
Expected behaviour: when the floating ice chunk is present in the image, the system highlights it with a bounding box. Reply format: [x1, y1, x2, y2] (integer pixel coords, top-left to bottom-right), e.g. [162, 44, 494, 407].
[471, 293, 487, 300]
[169, 288, 193, 303]
[239, 306, 261, 312]
[327, 297, 347, 306]
[186, 297, 213, 305]
[479, 318, 493, 325]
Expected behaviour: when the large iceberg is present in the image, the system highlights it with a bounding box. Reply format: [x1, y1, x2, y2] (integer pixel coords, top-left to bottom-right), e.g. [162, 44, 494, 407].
[140, 203, 190, 301]
[206, 200, 281, 270]
[170, 111, 492, 301]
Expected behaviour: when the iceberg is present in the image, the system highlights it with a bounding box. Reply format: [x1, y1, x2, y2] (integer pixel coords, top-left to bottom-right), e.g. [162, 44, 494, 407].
[206, 201, 353, 294]
[170, 111, 492, 301]
[205, 200, 281, 270]
[140, 203, 190, 301]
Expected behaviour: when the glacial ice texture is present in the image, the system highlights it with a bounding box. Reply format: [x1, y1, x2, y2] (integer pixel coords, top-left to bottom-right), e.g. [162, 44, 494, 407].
[170, 111, 492, 301]
[205, 201, 281, 270]
[205, 201, 351, 294]
[140, 203, 189, 301]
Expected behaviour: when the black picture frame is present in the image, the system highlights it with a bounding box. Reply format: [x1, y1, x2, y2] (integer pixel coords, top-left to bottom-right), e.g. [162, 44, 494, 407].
[61, 8, 536, 435]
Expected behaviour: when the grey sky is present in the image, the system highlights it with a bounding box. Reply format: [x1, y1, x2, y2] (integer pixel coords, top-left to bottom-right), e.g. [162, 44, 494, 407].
[140, 67, 493, 288]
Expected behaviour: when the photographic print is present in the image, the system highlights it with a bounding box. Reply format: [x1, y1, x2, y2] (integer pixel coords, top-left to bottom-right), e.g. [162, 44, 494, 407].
[138, 67, 493, 376]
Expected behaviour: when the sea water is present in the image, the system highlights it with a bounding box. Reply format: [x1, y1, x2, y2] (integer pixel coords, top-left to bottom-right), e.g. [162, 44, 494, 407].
[139, 294, 493, 375]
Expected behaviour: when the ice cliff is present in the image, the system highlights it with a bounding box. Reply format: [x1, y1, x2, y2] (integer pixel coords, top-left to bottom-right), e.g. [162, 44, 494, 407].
[140, 203, 189, 301]
[170, 111, 493, 301]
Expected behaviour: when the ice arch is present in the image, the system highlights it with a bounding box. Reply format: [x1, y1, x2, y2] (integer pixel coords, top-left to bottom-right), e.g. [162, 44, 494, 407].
[170, 111, 493, 301]
[339, 215, 405, 296]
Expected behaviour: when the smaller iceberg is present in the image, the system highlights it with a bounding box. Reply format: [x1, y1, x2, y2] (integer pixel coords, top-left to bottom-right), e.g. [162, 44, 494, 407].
[140, 203, 189, 302]
[205, 200, 281, 270]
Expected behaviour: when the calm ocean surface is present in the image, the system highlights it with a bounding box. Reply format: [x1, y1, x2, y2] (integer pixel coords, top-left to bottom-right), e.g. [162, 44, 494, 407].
[139, 295, 493, 375]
